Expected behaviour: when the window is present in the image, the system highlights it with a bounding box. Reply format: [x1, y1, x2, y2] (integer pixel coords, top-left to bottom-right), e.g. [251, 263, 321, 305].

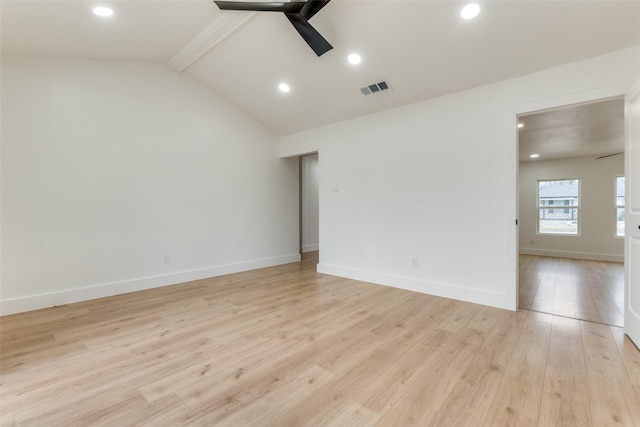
[538, 179, 579, 235]
[616, 176, 625, 237]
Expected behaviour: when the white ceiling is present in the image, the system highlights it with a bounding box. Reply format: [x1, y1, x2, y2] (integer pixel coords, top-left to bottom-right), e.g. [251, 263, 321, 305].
[518, 97, 625, 163]
[0, 1, 220, 62]
[2, 1, 640, 136]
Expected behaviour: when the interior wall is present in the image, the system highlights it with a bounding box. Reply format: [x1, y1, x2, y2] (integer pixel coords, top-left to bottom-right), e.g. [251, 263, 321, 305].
[519, 155, 624, 262]
[279, 46, 640, 310]
[301, 154, 319, 252]
[1, 56, 300, 314]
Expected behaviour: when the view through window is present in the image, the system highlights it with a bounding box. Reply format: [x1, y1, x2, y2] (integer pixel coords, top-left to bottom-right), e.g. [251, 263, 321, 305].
[538, 179, 580, 235]
[616, 176, 625, 237]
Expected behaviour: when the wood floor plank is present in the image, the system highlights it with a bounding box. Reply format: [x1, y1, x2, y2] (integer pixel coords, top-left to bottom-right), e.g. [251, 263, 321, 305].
[581, 320, 640, 425]
[374, 327, 487, 426]
[538, 366, 592, 427]
[482, 311, 552, 427]
[355, 328, 453, 415]
[1, 345, 122, 396]
[212, 364, 336, 427]
[323, 402, 380, 427]
[138, 396, 190, 427]
[428, 309, 527, 426]
[138, 338, 251, 403]
[610, 327, 640, 392]
[436, 300, 481, 333]
[13, 387, 144, 426]
[5, 344, 209, 422]
[268, 349, 395, 426]
[546, 315, 586, 373]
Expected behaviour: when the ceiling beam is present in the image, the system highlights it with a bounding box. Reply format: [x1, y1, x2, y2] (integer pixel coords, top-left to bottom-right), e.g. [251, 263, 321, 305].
[166, 12, 256, 73]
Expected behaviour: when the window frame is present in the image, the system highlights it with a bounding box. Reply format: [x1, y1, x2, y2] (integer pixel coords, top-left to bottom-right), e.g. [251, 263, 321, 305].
[537, 178, 581, 236]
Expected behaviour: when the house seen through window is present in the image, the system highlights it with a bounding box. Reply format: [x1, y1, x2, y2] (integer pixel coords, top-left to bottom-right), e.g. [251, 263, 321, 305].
[538, 179, 579, 235]
[616, 176, 625, 237]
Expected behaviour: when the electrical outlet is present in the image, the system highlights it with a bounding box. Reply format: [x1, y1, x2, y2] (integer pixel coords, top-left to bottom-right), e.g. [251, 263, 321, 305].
[530, 240, 534, 245]
[163, 254, 171, 264]
[412, 258, 418, 268]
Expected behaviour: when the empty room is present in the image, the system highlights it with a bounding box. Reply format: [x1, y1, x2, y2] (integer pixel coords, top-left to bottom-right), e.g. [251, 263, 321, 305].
[518, 99, 627, 326]
[2, 1, 640, 426]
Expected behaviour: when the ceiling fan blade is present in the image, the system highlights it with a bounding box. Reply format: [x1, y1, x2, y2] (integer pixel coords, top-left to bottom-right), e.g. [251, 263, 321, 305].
[299, 0, 331, 20]
[285, 13, 333, 56]
[214, 1, 304, 13]
[596, 152, 623, 159]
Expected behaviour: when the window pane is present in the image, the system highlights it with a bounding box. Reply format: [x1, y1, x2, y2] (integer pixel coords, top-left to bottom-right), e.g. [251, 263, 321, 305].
[539, 208, 578, 234]
[616, 176, 625, 206]
[616, 177, 625, 236]
[539, 180, 579, 207]
[617, 207, 625, 237]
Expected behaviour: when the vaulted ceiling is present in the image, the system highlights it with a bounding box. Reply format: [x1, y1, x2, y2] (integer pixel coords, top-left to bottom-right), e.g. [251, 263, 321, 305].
[2, 1, 640, 136]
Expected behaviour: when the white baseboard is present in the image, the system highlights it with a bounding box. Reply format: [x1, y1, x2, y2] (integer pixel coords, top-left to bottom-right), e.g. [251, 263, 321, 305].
[0, 253, 301, 315]
[316, 263, 507, 310]
[301, 244, 319, 253]
[519, 248, 623, 263]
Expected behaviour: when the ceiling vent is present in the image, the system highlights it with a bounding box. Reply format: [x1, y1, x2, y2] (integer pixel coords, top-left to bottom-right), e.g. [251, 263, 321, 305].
[360, 81, 391, 96]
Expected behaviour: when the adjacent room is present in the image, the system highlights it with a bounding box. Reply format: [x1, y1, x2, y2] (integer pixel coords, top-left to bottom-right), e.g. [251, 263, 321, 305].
[2, 1, 640, 425]
[518, 99, 626, 326]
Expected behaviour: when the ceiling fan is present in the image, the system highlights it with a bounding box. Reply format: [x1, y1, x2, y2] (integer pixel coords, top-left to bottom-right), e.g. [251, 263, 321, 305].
[214, 0, 333, 57]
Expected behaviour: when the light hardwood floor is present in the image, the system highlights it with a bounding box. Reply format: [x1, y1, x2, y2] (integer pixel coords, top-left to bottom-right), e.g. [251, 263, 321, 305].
[2, 252, 640, 426]
[519, 255, 625, 327]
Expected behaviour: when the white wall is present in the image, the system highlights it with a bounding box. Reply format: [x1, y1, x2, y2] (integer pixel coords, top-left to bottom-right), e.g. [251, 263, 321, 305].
[1, 56, 300, 314]
[301, 154, 319, 252]
[519, 155, 624, 262]
[280, 46, 640, 310]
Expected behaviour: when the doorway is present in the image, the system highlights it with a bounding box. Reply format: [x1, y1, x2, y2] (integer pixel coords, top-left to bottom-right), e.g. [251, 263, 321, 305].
[300, 153, 319, 263]
[516, 97, 625, 326]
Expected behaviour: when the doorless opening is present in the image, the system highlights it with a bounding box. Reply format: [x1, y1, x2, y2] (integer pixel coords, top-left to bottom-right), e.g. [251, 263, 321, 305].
[300, 153, 319, 260]
[516, 97, 625, 326]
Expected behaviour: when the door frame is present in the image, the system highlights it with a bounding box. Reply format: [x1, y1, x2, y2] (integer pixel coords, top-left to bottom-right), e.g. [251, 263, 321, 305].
[624, 78, 640, 347]
[506, 82, 633, 311]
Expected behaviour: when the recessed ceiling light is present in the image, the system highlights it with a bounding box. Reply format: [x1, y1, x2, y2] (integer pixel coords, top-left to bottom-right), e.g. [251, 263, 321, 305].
[461, 3, 480, 20]
[518, 123, 524, 129]
[93, 6, 114, 17]
[347, 53, 361, 65]
[278, 83, 290, 93]
[530, 154, 539, 158]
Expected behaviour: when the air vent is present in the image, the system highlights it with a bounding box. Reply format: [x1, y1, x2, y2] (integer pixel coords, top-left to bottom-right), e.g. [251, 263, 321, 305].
[360, 81, 391, 96]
